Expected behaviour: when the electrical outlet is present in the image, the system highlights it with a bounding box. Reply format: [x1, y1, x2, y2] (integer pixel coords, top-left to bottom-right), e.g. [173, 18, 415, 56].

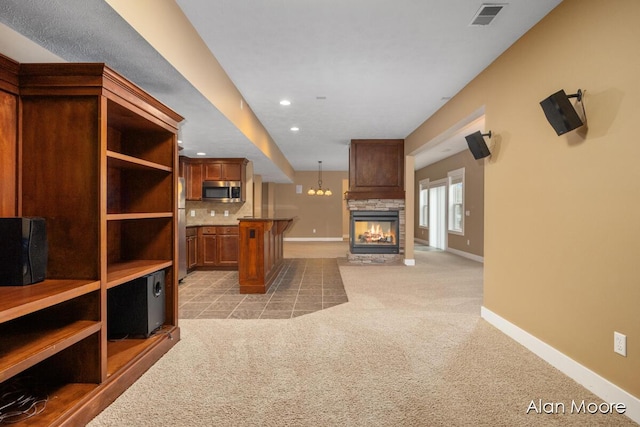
[614, 332, 627, 357]
[210, 210, 215, 216]
[190, 210, 195, 217]
[313, 229, 316, 234]
[224, 210, 229, 217]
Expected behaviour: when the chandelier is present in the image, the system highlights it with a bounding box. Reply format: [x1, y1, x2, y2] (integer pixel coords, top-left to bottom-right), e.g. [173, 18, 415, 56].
[307, 161, 332, 196]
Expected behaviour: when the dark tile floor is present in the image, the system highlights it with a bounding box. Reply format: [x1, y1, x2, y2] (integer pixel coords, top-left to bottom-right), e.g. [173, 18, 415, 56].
[178, 258, 348, 319]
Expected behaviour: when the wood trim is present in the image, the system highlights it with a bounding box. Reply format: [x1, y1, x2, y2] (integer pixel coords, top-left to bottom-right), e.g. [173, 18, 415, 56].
[19, 63, 183, 131]
[0, 53, 19, 94]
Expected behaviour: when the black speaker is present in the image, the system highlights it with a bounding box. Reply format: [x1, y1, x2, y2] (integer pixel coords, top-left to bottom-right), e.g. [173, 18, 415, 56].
[540, 89, 584, 135]
[107, 270, 166, 338]
[465, 131, 491, 160]
[0, 217, 48, 286]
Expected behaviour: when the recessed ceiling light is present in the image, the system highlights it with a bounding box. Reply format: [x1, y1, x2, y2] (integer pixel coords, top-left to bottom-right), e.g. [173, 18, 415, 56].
[290, 127, 299, 132]
[280, 100, 291, 106]
[196, 152, 206, 156]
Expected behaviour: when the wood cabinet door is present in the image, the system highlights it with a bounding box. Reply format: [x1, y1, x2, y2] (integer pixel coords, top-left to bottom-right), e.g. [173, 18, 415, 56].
[217, 234, 239, 266]
[200, 234, 217, 266]
[186, 235, 198, 270]
[222, 163, 241, 181]
[186, 163, 203, 200]
[204, 163, 222, 180]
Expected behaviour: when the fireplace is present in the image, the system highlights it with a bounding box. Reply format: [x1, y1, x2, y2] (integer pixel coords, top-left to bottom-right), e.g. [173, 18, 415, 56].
[350, 210, 400, 254]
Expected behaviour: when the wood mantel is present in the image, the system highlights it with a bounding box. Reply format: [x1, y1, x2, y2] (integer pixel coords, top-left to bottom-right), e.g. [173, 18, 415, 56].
[238, 218, 293, 294]
[346, 139, 405, 200]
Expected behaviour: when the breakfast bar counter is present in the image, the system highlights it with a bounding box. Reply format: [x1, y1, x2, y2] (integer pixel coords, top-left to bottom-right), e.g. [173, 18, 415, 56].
[238, 217, 294, 294]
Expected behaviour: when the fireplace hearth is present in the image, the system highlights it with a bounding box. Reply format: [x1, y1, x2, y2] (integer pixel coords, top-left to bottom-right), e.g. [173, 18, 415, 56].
[350, 210, 399, 254]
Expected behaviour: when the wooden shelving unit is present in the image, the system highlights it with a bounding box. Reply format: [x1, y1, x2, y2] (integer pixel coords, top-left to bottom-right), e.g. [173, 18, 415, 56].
[0, 62, 183, 426]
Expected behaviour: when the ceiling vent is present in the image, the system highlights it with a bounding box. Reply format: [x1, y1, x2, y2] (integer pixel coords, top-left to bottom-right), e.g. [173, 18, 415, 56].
[470, 4, 505, 26]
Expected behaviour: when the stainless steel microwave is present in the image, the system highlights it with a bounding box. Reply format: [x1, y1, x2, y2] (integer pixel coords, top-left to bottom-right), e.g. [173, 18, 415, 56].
[202, 181, 242, 202]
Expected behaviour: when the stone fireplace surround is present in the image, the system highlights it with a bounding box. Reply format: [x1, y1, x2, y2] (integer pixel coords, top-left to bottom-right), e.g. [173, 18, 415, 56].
[347, 198, 405, 263]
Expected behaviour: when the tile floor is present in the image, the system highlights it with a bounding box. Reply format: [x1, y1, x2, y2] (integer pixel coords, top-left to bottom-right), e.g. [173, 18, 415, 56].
[178, 258, 348, 319]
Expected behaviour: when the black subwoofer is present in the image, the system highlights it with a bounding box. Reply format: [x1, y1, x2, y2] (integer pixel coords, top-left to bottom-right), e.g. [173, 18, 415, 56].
[0, 217, 48, 286]
[108, 269, 166, 338]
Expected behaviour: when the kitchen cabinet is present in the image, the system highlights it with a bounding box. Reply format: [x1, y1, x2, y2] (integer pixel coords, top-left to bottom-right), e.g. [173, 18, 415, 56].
[199, 227, 218, 267]
[197, 226, 239, 269]
[180, 159, 203, 201]
[186, 227, 198, 272]
[1, 62, 182, 426]
[179, 157, 247, 201]
[204, 161, 242, 181]
[217, 227, 240, 267]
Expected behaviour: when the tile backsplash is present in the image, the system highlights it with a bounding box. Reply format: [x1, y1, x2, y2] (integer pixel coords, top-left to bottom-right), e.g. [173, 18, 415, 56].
[185, 200, 253, 226]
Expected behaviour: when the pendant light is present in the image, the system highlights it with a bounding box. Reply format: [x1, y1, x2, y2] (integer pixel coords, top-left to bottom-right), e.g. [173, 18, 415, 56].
[307, 161, 332, 196]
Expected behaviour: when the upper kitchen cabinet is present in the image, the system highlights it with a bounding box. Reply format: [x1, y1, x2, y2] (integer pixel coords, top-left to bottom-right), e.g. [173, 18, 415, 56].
[204, 160, 243, 181]
[180, 157, 247, 201]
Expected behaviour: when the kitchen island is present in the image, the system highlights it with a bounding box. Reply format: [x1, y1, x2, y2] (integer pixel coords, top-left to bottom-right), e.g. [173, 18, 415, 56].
[238, 217, 294, 293]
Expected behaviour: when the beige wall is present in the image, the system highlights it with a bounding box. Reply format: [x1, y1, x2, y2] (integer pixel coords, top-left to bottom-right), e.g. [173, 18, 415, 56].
[414, 150, 484, 257]
[407, 0, 640, 399]
[274, 170, 347, 239]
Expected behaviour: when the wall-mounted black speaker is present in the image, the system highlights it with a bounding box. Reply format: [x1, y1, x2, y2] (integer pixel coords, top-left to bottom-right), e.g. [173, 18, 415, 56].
[107, 269, 166, 338]
[0, 217, 48, 286]
[465, 131, 492, 160]
[540, 89, 584, 135]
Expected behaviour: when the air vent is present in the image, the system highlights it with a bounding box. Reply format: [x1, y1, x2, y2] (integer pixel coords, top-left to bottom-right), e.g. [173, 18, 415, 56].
[470, 4, 505, 26]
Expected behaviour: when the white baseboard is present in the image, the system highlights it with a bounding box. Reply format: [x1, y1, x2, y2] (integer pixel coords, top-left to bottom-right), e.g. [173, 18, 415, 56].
[284, 237, 344, 242]
[447, 247, 484, 263]
[481, 306, 640, 425]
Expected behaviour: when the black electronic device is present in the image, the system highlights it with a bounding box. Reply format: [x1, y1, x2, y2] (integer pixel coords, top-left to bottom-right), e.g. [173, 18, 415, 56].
[0, 217, 48, 286]
[465, 131, 492, 160]
[540, 89, 584, 135]
[107, 269, 166, 338]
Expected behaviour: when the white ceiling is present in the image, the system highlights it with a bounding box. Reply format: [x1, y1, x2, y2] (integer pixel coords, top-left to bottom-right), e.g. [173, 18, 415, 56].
[0, 0, 562, 182]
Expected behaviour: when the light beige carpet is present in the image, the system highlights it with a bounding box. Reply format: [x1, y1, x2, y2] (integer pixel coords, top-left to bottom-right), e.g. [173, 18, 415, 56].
[88, 249, 637, 426]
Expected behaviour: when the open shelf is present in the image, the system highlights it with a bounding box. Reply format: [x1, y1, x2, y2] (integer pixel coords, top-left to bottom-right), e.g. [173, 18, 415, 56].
[0, 280, 100, 323]
[0, 320, 101, 382]
[106, 260, 173, 289]
[107, 212, 173, 221]
[107, 150, 172, 172]
[9, 61, 182, 425]
[1, 382, 98, 427]
[106, 325, 177, 377]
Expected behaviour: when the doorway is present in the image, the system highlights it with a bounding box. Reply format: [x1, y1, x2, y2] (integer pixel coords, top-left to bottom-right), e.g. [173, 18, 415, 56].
[429, 179, 447, 250]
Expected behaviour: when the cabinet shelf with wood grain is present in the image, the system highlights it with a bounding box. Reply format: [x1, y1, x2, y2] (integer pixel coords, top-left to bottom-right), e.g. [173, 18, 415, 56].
[1, 60, 183, 426]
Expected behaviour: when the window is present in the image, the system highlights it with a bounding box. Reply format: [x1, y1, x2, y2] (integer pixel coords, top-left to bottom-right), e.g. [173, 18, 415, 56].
[419, 179, 429, 227]
[448, 168, 465, 234]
